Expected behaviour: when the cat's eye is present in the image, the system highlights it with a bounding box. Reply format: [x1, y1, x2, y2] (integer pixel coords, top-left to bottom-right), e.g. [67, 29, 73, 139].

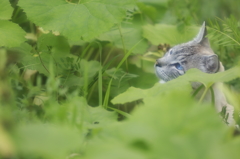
[174, 63, 183, 70]
[169, 49, 173, 55]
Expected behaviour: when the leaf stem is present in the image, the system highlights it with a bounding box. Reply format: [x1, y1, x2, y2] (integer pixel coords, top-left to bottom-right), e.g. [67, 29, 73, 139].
[192, 84, 204, 97]
[198, 86, 209, 103]
[210, 86, 215, 106]
[38, 52, 50, 74]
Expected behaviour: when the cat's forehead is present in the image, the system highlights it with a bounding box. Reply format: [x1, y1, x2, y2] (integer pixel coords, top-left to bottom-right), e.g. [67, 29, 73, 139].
[170, 42, 200, 55]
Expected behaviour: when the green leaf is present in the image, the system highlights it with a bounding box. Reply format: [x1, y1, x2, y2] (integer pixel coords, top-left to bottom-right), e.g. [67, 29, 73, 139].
[0, 20, 26, 47]
[111, 80, 191, 104]
[177, 67, 240, 87]
[0, 49, 7, 70]
[45, 96, 117, 128]
[104, 68, 139, 98]
[128, 64, 158, 89]
[19, 0, 136, 41]
[64, 59, 101, 87]
[0, 0, 13, 20]
[142, 24, 199, 45]
[87, 106, 118, 126]
[37, 33, 70, 57]
[16, 43, 47, 73]
[14, 124, 83, 159]
[86, 91, 240, 159]
[112, 66, 240, 104]
[136, 3, 160, 22]
[16, 34, 70, 75]
[98, 26, 148, 54]
[112, 86, 147, 104]
[137, 0, 168, 22]
[106, 68, 138, 81]
[138, 0, 168, 7]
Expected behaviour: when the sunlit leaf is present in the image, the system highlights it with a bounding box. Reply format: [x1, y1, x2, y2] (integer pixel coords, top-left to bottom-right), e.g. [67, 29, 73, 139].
[19, 0, 136, 41]
[112, 66, 240, 104]
[177, 67, 240, 87]
[0, 0, 13, 20]
[0, 20, 26, 47]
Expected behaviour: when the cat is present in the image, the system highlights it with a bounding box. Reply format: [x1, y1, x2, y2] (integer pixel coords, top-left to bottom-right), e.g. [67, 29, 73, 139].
[155, 22, 235, 125]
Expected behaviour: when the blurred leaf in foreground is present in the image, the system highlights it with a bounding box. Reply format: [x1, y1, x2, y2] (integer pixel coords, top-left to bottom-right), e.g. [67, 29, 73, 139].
[13, 96, 117, 159]
[0, 124, 15, 158]
[84, 91, 240, 159]
[14, 124, 83, 159]
[44, 96, 118, 128]
[112, 66, 240, 104]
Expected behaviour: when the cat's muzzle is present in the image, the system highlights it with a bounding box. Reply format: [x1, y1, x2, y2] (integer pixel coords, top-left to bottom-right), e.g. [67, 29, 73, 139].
[155, 63, 170, 82]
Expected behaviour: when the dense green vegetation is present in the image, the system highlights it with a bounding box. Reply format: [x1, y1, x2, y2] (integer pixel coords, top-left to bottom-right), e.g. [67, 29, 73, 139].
[1, 0, 240, 158]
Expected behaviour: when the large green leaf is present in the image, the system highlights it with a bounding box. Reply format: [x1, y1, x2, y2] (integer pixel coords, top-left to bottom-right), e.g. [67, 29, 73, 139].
[19, 0, 135, 41]
[112, 66, 240, 104]
[85, 91, 240, 159]
[0, 0, 13, 20]
[13, 96, 117, 159]
[177, 67, 240, 87]
[0, 1, 25, 47]
[142, 24, 199, 45]
[99, 26, 148, 54]
[14, 124, 84, 159]
[0, 20, 26, 47]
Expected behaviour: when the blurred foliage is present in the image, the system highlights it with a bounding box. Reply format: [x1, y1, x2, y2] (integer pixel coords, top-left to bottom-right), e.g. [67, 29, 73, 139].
[0, 0, 240, 159]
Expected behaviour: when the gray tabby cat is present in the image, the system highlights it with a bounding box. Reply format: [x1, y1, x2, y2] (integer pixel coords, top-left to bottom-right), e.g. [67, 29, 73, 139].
[155, 22, 235, 125]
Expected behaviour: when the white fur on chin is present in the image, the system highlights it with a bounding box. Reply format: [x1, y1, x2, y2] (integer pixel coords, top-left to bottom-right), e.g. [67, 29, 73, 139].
[159, 80, 166, 84]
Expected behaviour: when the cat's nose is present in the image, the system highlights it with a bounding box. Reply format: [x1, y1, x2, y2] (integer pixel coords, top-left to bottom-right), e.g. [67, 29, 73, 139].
[155, 59, 162, 67]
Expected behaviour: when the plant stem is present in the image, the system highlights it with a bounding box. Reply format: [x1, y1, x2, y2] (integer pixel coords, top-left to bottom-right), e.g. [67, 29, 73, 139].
[198, 86, 209, 103]
[118, 24, 128, 72]
[210, 86, 215, 106]
[192, 84, 204, 97]
[38, 53, 50, 74]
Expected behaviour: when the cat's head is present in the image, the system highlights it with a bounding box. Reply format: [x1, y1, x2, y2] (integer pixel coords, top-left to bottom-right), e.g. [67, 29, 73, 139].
[155, 22, 220, 82]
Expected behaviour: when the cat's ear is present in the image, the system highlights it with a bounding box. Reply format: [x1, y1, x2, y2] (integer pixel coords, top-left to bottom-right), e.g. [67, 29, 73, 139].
[202, 54, 219, 73]
[193, 21, 210, 47]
